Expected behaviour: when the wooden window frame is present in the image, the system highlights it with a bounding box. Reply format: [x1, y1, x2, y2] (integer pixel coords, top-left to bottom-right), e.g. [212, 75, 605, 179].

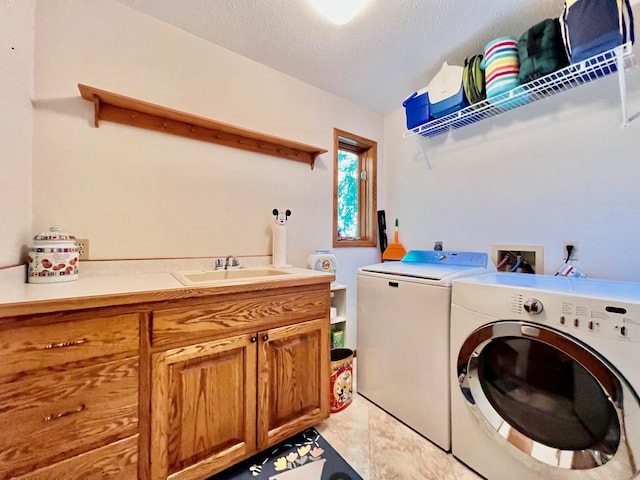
[333, 128, 377, 248]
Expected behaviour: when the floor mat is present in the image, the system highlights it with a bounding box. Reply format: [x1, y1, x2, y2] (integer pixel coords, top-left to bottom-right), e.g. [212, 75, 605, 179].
[207, 427, 363, 480]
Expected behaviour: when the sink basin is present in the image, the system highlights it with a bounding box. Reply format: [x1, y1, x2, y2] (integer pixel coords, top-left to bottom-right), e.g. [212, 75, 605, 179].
[172, 267, 292, 286]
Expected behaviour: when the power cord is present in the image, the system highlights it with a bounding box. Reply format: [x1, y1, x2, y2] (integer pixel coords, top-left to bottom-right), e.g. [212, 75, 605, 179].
[565, 244, 574, 263]
[555, 244, 576, 276]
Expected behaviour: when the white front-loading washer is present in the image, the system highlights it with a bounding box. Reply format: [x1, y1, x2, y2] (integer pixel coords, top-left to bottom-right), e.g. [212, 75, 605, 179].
[357, 250, 494, 451]
[450, 272, 640, 480]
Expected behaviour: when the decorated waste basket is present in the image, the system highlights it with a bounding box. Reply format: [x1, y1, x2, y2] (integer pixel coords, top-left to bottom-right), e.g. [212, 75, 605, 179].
[330, 348, 353, 413]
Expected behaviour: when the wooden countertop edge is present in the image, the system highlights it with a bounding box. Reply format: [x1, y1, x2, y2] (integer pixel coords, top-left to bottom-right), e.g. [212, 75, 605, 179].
[0, 274, 335, 318]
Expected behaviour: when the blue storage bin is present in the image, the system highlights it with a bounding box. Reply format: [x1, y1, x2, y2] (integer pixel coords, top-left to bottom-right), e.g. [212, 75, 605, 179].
[403, 90, 430, 129]
[430, 84, 467, 118]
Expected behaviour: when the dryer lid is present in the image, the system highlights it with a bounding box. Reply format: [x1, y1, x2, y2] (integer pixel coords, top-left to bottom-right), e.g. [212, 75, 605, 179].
[359, 250, 492, 283]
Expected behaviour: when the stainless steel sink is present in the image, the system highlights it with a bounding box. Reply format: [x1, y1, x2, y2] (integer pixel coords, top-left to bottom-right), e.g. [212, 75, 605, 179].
[172, 267, 292, 286]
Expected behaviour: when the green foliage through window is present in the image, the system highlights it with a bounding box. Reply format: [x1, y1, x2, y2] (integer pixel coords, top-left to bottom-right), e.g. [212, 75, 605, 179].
[337, 150, 359, 239]
[333, 128, 377, 248]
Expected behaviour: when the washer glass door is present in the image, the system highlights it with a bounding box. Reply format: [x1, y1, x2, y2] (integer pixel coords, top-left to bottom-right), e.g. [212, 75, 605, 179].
[457, 320, 640, 474]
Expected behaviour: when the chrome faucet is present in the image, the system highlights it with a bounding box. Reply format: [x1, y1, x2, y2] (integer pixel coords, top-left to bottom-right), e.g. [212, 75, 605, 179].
[214, 258, 224, 270]
[225, 255, 239, 269]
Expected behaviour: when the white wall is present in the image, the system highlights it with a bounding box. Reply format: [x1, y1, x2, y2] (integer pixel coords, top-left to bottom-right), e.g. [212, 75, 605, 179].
[383, 62, 640, 281]
[0, 0, 34, 267]
[30, 0, 381, 349]
[32, 0, 382, 263]
[23, 0, 640, 352]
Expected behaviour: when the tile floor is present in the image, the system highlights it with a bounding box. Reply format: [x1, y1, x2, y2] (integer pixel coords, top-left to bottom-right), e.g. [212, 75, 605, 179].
[316, 361, 483, 480]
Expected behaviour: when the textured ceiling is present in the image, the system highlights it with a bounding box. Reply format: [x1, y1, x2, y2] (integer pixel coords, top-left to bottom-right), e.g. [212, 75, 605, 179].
[116, 0, 563, 115]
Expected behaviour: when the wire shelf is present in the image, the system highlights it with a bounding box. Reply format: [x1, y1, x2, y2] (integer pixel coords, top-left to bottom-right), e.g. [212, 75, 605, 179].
[403, 42, 636, 139]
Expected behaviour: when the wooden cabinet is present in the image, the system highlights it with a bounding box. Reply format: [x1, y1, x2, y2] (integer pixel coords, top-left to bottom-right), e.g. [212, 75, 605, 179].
[257, 319, 329, 448]
[0, 310, 141, 480]
[0, 275, 332, 480]
[149, 286, 330, 480]
[150, 333, 257, 480]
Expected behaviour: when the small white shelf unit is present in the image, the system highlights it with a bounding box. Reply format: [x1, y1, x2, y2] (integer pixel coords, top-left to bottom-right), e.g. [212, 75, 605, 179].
[330, 283, 348, 348]
[403, 42, 636, 139]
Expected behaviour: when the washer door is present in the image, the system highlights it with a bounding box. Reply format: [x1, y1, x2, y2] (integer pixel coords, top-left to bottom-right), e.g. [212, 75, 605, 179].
[457, 320, 640, 475]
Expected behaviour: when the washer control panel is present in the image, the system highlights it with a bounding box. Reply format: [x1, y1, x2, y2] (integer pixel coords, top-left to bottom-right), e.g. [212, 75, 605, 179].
[508, 291, 640, 342]
[555, 299, 640, 342]
[453, 275, 640, 344]
[523, 298, 543, 314]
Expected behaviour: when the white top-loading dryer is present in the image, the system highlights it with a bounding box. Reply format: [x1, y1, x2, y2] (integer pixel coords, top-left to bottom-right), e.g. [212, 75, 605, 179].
[356, 250, 494, 450]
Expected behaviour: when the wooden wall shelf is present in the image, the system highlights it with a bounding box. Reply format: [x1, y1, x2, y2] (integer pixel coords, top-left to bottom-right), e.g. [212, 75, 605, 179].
[77, 84, 327, 169]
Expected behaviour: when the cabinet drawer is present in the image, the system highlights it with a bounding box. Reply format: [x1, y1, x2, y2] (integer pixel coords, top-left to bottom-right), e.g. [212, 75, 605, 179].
[14, 435, 138, 480]
[0, 357, 139, 478]
[0, 312, 140, 377]
[152, 287, 329, 348]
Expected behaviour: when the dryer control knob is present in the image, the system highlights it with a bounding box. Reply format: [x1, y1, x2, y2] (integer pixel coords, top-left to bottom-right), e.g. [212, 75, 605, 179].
[524, 298, 543, 314]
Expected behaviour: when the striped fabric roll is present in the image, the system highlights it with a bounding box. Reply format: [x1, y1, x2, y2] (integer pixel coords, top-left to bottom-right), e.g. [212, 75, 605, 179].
[481, 36, 520, 98]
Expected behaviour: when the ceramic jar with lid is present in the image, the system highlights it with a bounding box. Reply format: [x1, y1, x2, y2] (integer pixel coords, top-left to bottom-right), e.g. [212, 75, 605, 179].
[28, 226, 79, 283]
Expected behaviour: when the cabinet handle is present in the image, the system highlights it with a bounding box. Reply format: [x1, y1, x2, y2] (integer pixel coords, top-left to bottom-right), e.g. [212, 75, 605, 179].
[262, 335, 269, 342]
[44, 403, 85, 422]
[44, 338, 89, 349]
[251, 336, 257, 343]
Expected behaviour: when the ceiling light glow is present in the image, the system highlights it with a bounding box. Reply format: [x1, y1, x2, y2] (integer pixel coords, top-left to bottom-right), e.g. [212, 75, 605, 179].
[309, 0, 371, 25]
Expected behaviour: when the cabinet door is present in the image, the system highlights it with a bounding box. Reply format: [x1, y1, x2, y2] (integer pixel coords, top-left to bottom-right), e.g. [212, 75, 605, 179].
[257, 318, 329, 448]
[150, 334, 257, 480]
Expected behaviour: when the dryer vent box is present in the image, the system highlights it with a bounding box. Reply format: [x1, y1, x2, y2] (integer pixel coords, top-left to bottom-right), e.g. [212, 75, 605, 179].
[492, 244, 544, 275]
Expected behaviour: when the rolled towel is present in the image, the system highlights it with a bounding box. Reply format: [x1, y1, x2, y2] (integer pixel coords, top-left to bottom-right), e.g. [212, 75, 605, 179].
[481, 36, 520, 98]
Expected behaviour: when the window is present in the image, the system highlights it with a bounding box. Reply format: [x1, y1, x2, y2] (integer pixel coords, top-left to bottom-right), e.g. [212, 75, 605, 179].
[333, 128, 377, 248]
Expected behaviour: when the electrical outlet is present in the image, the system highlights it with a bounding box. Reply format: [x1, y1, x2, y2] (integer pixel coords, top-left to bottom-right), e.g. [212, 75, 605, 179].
[563, 241, 579, 261]
[492, 244, 544, 274]
[74, 238, 90, 260]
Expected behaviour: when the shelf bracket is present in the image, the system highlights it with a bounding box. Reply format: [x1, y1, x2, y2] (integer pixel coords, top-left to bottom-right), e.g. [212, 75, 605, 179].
[310, 152, 321, 170]
[412, 136, 431, 170]
[92, 94, 100, 128]
[615, 48, 629, 128]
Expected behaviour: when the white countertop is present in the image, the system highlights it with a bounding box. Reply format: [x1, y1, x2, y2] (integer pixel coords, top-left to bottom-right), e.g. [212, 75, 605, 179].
[0, 259, 334, 317]
[0, 270, 182, 305]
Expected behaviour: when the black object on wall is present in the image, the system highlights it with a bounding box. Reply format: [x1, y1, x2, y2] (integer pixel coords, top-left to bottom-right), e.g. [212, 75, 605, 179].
[377, 210, 388, 255]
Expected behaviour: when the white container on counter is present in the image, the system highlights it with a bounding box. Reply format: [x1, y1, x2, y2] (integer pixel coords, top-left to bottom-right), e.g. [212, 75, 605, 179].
[28, 226, 79, 284]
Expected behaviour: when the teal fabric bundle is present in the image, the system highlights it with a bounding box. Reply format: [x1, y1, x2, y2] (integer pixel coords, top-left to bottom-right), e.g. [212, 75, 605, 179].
[518, 18, 569, 83]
